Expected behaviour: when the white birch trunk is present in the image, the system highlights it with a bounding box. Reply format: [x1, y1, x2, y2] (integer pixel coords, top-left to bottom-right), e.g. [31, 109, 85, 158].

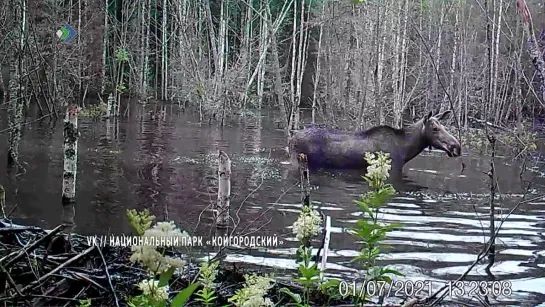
[375, 5, 386, 125]
[289, 2, 298, 130]
[106, 93, 116, 117]
[142, 0, 151, 100]
[216, 150, 231, 228]
[7, 0, 26, 167]
[312, 1, 326, 124]
[256, 0, 268, 108]
[62, 105, 79, 204]
[161, 0, 168, 100]
[492, 0, 503, 124]
[101, 0, 108, 95]
[447, 1, 459, 114]
[294, 0, 308, 130]
[392, 0, 402, 128]
[78, 0, 83, 99]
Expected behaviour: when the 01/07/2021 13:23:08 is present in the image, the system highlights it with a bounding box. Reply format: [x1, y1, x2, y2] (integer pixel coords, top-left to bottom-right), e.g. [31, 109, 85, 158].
[337, 279, 514, 300]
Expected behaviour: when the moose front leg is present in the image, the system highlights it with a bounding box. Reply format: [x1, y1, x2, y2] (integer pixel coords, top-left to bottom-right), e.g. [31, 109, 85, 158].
[390, 159, 405, 182]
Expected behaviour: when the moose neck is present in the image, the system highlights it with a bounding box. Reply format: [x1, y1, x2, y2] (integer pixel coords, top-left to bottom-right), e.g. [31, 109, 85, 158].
[401, 120, 430, 164]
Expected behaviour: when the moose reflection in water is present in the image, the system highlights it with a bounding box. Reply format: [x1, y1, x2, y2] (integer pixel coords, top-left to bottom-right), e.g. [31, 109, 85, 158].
[289, 110, 462, 177]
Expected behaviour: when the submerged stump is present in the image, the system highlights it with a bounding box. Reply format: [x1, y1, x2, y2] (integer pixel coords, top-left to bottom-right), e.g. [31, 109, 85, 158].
[62, 105, 79, 205]
[298, 153, 310, 208]
[216, 150, 231, 228]
[297, 153, 311, 251]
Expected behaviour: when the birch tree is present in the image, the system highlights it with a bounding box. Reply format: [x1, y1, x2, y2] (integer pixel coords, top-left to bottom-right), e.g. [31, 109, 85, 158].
[7, 0, 26, 167]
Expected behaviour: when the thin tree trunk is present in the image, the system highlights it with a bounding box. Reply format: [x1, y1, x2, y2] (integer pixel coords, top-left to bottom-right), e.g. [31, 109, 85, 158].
[293, 0, 309, 130]
[77, 0, 83, 101]
[101, 0, 108, 96]
[485, 0, 494, 120]
[7, 0, 26, 167]
[492, 0, 503, 124]
[142, 0, 151, 100]
[289, 2, 298, 130]
[256, 0, 268, 108]
[374, 4, 385, 125]
[446, 0, 459, 116]
[161, 0, 168, 100]
[312, 0, 326, 124]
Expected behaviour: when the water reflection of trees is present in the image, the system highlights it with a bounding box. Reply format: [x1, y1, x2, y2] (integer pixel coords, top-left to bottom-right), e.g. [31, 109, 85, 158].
[134, 104, 175, 221]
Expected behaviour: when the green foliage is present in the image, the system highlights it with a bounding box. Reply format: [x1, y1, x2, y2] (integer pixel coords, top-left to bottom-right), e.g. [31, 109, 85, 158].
[195, 260, 219, 306]
[420, 0, 429, 11]
[281, 246, 321, 306]
[78, 299, 92, 307]
[115, 47, 129, 63]
[349, 152, 403, 304]
[192, 83, 206, 101]
[171, 282, 201, 307]
[116, 82, 127, 93]
[126, 209, 156, 236]
[79, 103, 107, 118]
[295, 246, 320, 289]
[460, 128, 539, 156]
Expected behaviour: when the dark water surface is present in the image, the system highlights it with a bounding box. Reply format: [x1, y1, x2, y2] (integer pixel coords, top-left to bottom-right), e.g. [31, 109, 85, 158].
[1, 104, 545, 306]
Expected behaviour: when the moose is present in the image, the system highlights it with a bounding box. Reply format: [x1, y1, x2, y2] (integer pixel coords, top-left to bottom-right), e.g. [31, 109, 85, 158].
[288, 110, 461, 176]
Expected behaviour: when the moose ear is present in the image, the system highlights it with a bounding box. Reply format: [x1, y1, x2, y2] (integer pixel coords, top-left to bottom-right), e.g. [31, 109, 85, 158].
[423, 111, 433, 123]
[436, 110, 452, 121]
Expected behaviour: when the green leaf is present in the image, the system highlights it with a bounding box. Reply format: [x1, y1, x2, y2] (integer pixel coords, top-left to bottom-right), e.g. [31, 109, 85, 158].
[354, 199, 374, 217]
[380, 268, 404, 277]
[170, 282, 200, 307]
[280, 287, 303, 303]
[299, 263, 320, 279]
[158, 266, 177, 287]
[377, 275, 392, 284]
[319, 279, 341, 296]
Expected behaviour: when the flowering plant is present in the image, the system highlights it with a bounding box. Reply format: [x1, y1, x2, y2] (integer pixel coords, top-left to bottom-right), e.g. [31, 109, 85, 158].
[228, 273, 275, 307]
[195, 260, 219, 306]
[126, 209, 200, 307]
[350, 151, 403, 304]
[292, 205, 322, 242]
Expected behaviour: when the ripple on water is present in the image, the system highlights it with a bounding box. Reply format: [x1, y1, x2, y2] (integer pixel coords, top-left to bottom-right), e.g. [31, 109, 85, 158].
[432, 261, 535, 276]
[380, 252, 477, 263]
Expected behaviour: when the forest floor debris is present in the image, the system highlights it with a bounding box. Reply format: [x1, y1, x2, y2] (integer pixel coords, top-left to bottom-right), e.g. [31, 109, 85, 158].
[0, 219, 356, 306]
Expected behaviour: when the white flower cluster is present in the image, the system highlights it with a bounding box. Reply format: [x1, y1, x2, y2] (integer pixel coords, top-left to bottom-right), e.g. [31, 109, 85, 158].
[292, 206, 322, 242]
[129, 221, 189, 274]
[144, 221, 191, 247]
[236, 274, 274, 307]
[199, 260, 219, 289]
[364, 152, 392, 183]
[137, 279, 169, 301]
[242, 295, 274, 307]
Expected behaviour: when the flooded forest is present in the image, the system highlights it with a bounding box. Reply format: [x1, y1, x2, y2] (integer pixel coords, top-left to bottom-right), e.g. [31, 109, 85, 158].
[0, 0, 545, 306]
